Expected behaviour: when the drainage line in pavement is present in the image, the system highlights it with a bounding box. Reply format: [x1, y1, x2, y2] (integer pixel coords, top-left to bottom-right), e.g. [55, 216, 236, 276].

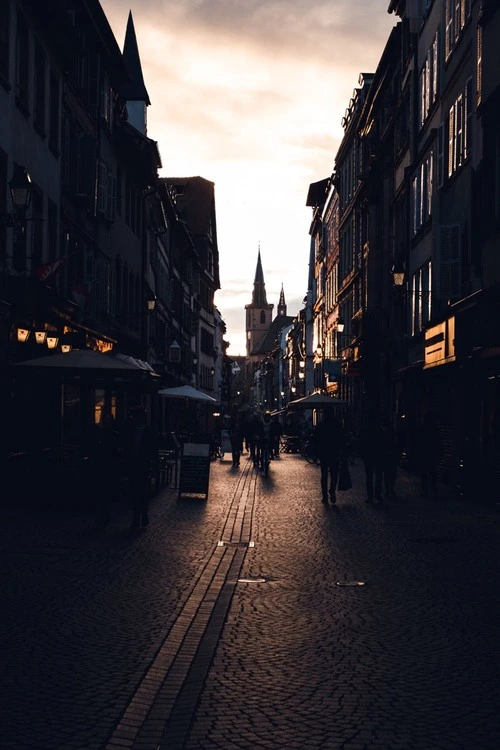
[157, 546, 247, 750]
[104, 461, 257, 750]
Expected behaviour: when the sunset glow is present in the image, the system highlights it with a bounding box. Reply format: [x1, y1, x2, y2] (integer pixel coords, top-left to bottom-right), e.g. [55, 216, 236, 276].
[101, 0, 396, 355]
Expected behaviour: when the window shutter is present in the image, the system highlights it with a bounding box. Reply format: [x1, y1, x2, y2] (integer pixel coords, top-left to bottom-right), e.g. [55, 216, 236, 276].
[437, 224, 461, 301]
[437, 123, 444, 188]
[448, 106, 455, 178]
[465, 77, 473, 160]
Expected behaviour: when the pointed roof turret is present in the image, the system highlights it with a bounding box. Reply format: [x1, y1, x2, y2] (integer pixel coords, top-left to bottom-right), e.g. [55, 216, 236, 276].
[121, 11, 150, 105]
[277, 283, 287, 316]
[252, 248, 268, 307]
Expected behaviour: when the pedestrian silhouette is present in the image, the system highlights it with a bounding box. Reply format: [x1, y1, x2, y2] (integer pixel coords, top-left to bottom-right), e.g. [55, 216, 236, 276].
[415, 409, 441, 497]
[380, 420, 401, 500]
[313, 408, 346, 504]
[229, 416, 244, 466]
[357, 414, 384, 504]
[123, 405, 158, 529]
[270, 415, 283, 458]
[91, 411, 122, 528]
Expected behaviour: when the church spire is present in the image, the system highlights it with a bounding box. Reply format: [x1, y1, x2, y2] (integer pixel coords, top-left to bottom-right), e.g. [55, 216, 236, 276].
[252, 248, 268, 307]
[277, 283, 286, 316]
[121, 11, 150, 134]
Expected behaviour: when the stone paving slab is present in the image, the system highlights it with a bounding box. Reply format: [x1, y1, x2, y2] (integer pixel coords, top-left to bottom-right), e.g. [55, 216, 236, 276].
[0, 452, 498, 750]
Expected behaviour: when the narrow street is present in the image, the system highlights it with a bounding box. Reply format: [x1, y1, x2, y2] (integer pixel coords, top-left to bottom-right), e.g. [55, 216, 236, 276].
[0, 452, 498, 750]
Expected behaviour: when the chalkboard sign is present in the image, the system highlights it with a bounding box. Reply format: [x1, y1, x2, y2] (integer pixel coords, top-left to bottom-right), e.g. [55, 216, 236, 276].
[178, 442, 210, 498]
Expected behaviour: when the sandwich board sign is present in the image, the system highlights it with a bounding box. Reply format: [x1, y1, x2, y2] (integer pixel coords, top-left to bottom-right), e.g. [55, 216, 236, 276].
[178, 441, 210, 499]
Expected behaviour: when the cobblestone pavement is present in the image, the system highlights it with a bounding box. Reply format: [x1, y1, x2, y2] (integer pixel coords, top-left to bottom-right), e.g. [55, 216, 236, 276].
[0, 452, 499, 750]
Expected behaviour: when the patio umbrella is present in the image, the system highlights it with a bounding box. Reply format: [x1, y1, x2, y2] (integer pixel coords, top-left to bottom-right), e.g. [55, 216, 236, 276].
[287, 392, 348, 410]
[11, 349, 159, 375]
[158, 384, 216, 403]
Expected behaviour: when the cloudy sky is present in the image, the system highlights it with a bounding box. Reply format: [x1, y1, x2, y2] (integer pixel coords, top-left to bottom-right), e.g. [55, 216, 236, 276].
[101, 0, 397, 355]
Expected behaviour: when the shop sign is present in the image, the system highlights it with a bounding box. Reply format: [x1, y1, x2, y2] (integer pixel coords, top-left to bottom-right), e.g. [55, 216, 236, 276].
[424, 317, 456, 368]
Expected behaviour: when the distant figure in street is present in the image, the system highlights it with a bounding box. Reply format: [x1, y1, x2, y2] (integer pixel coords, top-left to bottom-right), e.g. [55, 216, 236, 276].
[92, 412, 122, 528]
[357, 414, 384, 504]
[380, 420, 401, 500]
[270, 416, 283, 458]
[123, 405, 158, 529]
[415, 409, 441, 496]
[248, 414, 262, 465]
[313, 409, 346, 504]
[229, 416, 244, 466]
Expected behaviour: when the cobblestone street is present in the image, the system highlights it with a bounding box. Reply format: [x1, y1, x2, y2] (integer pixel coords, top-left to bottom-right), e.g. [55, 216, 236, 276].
[0, 452, 499, 750]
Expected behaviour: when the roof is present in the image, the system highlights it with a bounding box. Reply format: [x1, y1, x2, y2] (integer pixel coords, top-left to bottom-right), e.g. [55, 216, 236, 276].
[121, 12, 151, 104]
[251, 315, 295, 356]
[162, 176, 215, 236]
[306, 178, 329, 207]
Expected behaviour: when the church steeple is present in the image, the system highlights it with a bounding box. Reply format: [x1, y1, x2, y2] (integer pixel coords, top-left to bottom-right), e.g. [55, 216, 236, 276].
[277, 283, 287, 316]
[121, 11, 150, 135]
[252, 248, 268, 307]
[245, 247, 273, 358]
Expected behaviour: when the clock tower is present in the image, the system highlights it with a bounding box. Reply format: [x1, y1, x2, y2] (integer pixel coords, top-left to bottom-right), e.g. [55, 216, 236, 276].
[245, 249, 273, 357]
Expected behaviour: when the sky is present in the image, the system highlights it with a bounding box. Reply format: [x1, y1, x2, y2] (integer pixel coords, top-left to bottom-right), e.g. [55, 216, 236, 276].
[100, 0, 397, 356]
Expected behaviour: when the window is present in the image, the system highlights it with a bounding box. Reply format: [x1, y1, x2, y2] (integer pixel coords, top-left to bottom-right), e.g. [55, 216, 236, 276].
[0, 0, 10, 83]
[47, 198, 57, 263]
[0, 149, 7, 259]
[412, 151, 433, 234]
[97, 161, 115, 221]
[15, 11, 29, 110]
[445, 0, 472, 60]
[411, 262, 432, 337]
[31, 188, 43, 272]
[33, 41, 46, 134]
[437, 224, 461, 301]
[49, 70, 59, 152]
[260, 310, 266, 324]
[419, 32, 439, 128]
[446, 78, 473, 180]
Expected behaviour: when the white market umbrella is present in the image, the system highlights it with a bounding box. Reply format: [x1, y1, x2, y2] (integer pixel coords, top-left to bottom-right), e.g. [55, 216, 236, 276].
[158, 384, 217, 403]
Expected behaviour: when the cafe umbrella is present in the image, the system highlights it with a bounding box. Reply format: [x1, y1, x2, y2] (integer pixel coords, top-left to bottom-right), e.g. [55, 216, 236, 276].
[158, 384, 216, 403]
[287, 392, 348, 410]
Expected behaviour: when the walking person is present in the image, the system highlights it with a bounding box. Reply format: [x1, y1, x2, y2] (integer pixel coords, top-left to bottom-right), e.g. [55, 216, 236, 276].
[382, 420, 401, 500]
[415, 409, 441, 497]
[123, 405, 158, 529]
[357, 414, 384, 504]
[270, 415, 283, 459]
[91, 411, 122, 528]
[229, 416, 244, 466]
[248, 413, 261, 466]
[312, 408, 346, 505]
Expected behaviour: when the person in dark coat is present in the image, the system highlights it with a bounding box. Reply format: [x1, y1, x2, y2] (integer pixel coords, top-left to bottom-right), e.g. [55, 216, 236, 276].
[270, 416, 283, 459]
[415, 410, 441, 496]
[91, 412, 122, 528]
[357, 415, 384, 504]
[380, 420, 401, 500]
[123, 405, 158, 529]
[312, 409, 346, 504]
[229, 416, 244, 466]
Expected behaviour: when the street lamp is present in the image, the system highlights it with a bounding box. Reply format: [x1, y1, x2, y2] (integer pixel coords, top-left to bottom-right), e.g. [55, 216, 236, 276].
[1, 166, 32, 231]
[337, 317, 345, 333]
[391, 263, 405, 287]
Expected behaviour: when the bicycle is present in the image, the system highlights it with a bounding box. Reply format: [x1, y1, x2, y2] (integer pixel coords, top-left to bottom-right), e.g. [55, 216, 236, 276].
[209, 437, 224, 461]
[299, 437, 320, 465]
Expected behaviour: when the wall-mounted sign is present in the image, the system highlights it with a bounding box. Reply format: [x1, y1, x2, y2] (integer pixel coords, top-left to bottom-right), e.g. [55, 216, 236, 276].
[424, 317, 456, 369]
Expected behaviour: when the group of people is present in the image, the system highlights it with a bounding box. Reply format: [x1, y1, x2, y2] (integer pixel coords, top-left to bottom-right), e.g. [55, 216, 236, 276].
[227, 411, 283, 469]
[87, 405, 158, 530]
[311, 407, 441, 505]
